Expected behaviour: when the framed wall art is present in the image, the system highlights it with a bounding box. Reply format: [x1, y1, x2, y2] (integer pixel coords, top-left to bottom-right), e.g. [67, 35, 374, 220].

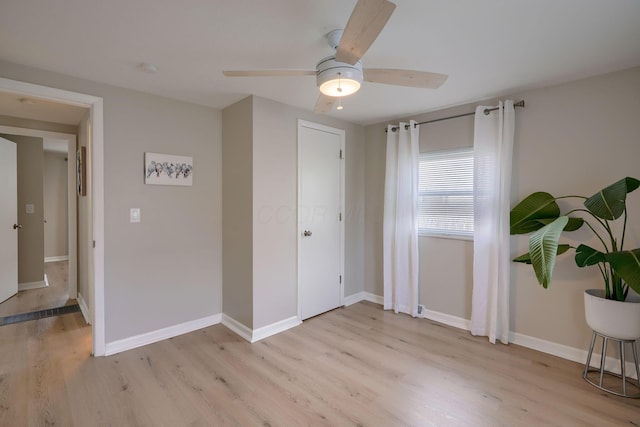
[144, 152, 193, 186]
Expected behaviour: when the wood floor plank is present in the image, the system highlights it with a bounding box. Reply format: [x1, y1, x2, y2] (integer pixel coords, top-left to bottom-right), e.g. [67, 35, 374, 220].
[0, 261, 73, 318]
[0, 322, 29, 426]
[2, 289, 640, 426]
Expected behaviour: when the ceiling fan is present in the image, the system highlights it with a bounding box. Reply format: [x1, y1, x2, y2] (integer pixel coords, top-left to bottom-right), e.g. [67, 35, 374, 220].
[223, 0, 448, 113]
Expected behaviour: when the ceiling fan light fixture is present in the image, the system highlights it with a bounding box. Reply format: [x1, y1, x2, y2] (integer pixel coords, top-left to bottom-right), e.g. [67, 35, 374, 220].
[319, 76, 361, 97]
[316, 56, 363, 97]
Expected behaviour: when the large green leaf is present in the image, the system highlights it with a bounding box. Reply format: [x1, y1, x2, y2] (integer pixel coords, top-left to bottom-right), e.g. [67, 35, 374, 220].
[530, 217, 584, 232]
[528, 216, 569, 288]
[510, 192, 560, 235]
[606, 248, 640, 295]
[513, 244, 571, 265]
[562, 217, 585, 232]
[574, 244, 606, 267]
[584, 177, 640, 220]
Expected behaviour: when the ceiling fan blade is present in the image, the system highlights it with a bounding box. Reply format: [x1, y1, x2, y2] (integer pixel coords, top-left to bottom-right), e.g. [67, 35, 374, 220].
[223, 70, 316, 77]
[363, 68, 448, 89]
[335, 0, 396, 65]
[314, 94, 336, 114]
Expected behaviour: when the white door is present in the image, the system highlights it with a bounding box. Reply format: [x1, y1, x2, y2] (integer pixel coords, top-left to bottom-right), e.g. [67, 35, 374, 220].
[0, 137, 18, 303]
[298, 121, 344, 320]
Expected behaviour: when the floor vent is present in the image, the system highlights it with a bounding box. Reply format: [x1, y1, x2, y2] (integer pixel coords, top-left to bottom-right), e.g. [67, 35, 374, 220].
[0, 304, 80, 326]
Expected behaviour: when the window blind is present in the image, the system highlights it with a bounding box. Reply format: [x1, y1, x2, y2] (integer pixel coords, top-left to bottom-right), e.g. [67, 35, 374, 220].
[418, 147, 474, 238]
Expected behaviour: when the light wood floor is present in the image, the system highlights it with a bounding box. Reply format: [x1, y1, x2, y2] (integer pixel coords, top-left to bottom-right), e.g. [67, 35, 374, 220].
[0, 261, 73, 317]
[1, 300, 639, 426]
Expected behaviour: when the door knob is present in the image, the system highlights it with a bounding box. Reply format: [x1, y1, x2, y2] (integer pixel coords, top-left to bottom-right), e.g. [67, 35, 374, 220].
[13, 224, 22, 230]
[303, 230, 312, 237]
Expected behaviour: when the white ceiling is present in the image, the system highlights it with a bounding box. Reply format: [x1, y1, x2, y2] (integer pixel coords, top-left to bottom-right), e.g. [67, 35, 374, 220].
[1, 0, 639, 125]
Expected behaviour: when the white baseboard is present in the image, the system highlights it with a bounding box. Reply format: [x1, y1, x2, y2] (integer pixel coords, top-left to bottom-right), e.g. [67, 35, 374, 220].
[104, 313, 222, 356]
[222, 314, 301, 343]
[45, 255, 69, 263]
[104, 312, 299, 356]
[221, 314, 253, 342]
[344, 292, 365, 306]
[508, 331, 582, 364]
[597, 355, 639, 380]
[252, 316, 301, 342]
[77, 292, 90, 325]
[19, 275, 48, 291]
[364, 292, 384, 305]
[421, 308, 472, 331]
[344, 291, 383, 306]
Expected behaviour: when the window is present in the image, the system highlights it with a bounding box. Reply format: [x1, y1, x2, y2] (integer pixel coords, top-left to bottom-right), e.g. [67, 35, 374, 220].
[418, 147, 474, 239]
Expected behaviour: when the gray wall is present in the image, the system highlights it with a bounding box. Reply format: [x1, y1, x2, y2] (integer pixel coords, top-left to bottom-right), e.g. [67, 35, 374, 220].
[103, 82, 222, 341]
[43, 150, 68, 258]
[1, 133, 44, 284]
[364, 124, 385, 299]
[222, 96, 254, 327]
[222, 95, 365, 330]
[251, 96, 299, 328]
[0, 60, 223, 343]
[510, 66, 640, 349]
[364, 66, 640, 351]
[252, 96, 365, 329]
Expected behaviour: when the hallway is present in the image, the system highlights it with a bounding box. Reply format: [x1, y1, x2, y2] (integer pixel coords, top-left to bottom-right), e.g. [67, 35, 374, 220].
[0, 261, 74, 318]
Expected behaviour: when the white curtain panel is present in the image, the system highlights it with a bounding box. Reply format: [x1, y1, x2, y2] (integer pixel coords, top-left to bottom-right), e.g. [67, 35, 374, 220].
[383, 121, 420, 316]
[471, 100, 515, 344]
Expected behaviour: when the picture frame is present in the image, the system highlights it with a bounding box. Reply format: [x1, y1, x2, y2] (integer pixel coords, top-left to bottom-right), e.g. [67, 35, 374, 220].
[144, 152, 193, 186]
[77, 146, 86, 196]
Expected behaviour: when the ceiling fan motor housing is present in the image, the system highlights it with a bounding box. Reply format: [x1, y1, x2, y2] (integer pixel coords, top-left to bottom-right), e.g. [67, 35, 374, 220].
[316, 56, 363, 97]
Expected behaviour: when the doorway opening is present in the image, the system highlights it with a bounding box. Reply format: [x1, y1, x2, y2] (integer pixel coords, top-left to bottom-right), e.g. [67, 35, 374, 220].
[0, 77, 105, 356]
[0, 129, 78, 324]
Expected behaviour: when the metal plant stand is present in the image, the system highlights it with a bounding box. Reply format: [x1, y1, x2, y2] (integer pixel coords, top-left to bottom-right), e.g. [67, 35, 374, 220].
[583, 330, 640, 398]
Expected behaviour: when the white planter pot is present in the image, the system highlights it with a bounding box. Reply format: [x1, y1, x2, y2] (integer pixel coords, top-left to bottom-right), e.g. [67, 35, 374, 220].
[584, 289, 640, 340]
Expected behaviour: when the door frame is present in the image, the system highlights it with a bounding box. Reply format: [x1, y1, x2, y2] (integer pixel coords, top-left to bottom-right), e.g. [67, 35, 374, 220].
[296, 119, 345, 321]
[0, 126, 77, 299]
[0, 77, 105, 356]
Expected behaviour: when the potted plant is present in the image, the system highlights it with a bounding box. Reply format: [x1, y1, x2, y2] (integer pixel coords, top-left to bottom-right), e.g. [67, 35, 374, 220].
[509, 177, 640, 341]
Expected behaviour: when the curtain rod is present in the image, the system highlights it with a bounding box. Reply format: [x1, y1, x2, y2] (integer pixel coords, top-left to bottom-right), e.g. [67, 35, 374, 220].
[386, 100, 525, 133]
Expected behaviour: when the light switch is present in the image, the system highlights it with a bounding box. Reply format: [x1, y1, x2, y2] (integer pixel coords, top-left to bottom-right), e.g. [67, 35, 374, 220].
[130, 208, 141, 223]
[26, 204, 34, 214]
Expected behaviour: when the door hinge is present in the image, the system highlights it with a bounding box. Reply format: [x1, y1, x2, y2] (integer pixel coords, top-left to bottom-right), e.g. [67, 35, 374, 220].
[339, 149, 344, 159]
[339, 212, 342, 221]
[93, 240, 96, 248]
[339, 275, 342, 284]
